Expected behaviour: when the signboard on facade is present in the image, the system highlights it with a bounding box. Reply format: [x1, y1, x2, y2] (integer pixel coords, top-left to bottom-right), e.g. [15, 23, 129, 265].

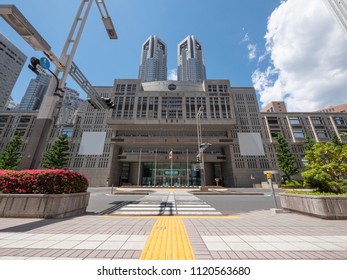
[238, 132, 265, 156]
[78, 131, 106, 155]
[164, 170, 179, 175]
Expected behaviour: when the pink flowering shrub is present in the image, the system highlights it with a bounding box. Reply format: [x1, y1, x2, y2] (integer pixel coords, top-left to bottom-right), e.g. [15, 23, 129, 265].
[0, 169, 88, 194]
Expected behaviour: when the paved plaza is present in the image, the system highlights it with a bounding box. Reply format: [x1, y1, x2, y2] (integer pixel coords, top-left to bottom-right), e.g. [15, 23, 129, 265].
[0, 190, 347, 260]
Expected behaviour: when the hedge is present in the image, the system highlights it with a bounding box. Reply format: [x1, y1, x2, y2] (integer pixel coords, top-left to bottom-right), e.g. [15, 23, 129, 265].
[0, 169, 89, 194]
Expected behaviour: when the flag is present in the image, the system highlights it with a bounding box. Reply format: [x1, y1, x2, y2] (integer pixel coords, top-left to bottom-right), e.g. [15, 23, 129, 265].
[168, 149, 173, 159]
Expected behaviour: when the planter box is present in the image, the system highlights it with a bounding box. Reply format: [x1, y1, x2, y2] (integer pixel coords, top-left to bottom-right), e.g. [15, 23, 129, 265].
[280, 193, 347, 220]
[0, 192, 90, 219]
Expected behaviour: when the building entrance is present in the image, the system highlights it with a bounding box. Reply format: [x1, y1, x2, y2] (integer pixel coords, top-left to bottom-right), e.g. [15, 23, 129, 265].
[142, 162, 200, 187]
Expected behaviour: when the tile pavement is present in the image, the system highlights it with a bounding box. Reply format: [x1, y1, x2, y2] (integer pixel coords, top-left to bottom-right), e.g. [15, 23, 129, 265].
[0, 209, 347, 259]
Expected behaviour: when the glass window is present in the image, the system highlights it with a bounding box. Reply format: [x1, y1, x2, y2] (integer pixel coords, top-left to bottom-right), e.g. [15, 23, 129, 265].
[334, 117, 345, 125]
[62, 128, 73, 138]
[289, 117, 300, 125]
[316, 130, 328, 138]
[267, 117, 278, 124]
[311, 117, 322, 125]
[293, 129, 305, 138]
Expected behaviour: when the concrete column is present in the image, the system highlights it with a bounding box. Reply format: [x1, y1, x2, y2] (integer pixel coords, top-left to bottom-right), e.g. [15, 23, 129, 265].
[108, 145, 122, 187]
[204, 162, 214, 186]
[221, 145, 235, 187]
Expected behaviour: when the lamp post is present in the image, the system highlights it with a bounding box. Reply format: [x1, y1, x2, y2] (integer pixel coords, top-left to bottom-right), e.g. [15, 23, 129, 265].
[199, 143, 212, 189]
[196, 107, 211, 188]
[196, 107, 203, 187]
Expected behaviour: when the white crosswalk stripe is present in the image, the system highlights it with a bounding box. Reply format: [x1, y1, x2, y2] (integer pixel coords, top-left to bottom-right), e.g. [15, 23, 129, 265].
[109, 191, 222, 216]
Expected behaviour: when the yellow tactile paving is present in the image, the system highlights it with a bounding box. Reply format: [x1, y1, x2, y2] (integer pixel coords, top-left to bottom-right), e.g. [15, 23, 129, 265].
[139, 216, 195, 260]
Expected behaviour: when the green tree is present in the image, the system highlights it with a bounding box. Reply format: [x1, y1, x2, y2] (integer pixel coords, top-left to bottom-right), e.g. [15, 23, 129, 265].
[302, 141, 347, 193]
[304, 134, 315, 153]
[332, 133, 342, 146]
[275, 133, 299, 181]
[41, 134, 70, 169]
[0, 134, 23, 170]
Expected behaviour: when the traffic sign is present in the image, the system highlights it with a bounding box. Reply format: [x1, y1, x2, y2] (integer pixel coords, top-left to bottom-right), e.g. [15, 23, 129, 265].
[266, 172, 272, 179]
[40, 57, 50, 70]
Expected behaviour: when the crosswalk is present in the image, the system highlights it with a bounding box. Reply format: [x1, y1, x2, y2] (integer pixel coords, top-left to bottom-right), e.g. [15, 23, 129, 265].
[108, 191, 222, 216]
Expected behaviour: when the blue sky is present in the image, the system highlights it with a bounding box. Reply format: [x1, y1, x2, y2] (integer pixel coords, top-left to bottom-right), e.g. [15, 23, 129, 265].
[1, 0, 347, 111]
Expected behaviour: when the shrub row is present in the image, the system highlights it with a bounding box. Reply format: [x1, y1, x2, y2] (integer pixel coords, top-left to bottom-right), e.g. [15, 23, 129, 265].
[0, 169, 89, 194]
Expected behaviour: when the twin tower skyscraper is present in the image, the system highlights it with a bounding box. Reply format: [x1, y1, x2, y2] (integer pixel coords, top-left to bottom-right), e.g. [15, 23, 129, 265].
[138, 35, 206, 83]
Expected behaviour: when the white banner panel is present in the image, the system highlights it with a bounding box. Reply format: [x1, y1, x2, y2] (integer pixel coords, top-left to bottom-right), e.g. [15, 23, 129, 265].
[237, 132, 265, 156]
[78, 131, 107, 155]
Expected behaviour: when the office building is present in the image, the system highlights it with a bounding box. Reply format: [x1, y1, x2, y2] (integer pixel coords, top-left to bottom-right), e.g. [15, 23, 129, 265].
[316, 103, 347, 113]
[261, 101, 287, 113]
[56, 87, 82, 127]
[18, 73, 51, 111]
[1, 35, 347, 187]
[0, 33, 26, 110]
[2, 82, 346, 187]
[4, 96, 17, 110]
[323, 0, 347, 38]
[138, 35, 167, 82]
[177, 35, 206, 82]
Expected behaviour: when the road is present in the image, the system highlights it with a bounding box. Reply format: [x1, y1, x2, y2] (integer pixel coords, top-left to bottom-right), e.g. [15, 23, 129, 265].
[87, 187, 284, 216]
[86, 187, 145, 214]
[195, 193, 282, 215]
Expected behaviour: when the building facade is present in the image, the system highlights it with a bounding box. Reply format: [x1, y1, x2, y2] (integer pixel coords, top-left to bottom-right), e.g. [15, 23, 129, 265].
[2, 79, 347, 188]
[323, 0, 347, 39]
[0, 33, 26, 110]
[177, 35, 206, 82]
[56, 87, 82, 127]
[18, 74, 51, 111]
[1, 81, 347, 187]
[1, 34, 347, 187]
[260, 101, 287, 113]
[316, 103, 347, 113]
[138, 35, 167, 82]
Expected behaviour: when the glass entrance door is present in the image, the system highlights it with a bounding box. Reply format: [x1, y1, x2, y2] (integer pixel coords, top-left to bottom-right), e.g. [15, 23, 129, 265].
[142, 162, 200, 187]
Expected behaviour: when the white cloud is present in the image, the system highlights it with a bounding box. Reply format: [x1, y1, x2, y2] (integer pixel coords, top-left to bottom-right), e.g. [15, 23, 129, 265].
[253, 0, 347, 112]
[168, 68, 177, 80]
[247, 44, 257, 61]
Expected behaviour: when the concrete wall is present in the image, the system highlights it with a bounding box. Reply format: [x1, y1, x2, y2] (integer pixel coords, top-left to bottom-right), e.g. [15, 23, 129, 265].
[280, 194, 347, 220]
[0, 193, 90, 218]
[76, 169, 110, 187]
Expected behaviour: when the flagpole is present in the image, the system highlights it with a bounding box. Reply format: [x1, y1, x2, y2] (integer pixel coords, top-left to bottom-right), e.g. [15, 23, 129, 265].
[186, 148, 189, 187]
[170, 149, 173, 187]
[154, 148, 157, 187]
[137, 148, 142, 186]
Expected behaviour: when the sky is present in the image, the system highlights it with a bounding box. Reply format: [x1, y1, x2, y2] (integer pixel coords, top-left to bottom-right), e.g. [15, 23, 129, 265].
[1, 0, 347, 112]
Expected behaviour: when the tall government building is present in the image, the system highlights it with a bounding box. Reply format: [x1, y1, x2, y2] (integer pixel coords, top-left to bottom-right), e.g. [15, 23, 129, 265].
[138, 35, 167, 82]
[0, 33, 27, 110]
[178, 35, 206, 82]
[323, 0, 347, 38]
[1, 34, 347, 187]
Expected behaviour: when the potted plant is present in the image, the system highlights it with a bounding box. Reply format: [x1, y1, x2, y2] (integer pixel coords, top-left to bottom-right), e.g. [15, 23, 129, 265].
[0, 169, 89, 218]
[280, 134, 347, 219]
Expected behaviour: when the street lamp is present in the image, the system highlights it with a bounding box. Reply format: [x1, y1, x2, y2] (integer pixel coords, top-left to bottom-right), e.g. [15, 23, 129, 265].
[199, 143, 211, 188]
[196, 107, 211, 188]
[95, 0, 118, 39]
[0, 5, 51, 51]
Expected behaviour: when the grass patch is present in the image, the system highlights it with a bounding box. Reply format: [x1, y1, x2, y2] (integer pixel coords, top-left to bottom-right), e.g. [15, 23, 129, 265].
[285, 190, 347, 196]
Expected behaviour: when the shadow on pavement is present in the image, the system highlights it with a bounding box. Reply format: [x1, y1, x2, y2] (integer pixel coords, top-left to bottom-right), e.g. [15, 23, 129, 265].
[0, 217, 74, 233]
